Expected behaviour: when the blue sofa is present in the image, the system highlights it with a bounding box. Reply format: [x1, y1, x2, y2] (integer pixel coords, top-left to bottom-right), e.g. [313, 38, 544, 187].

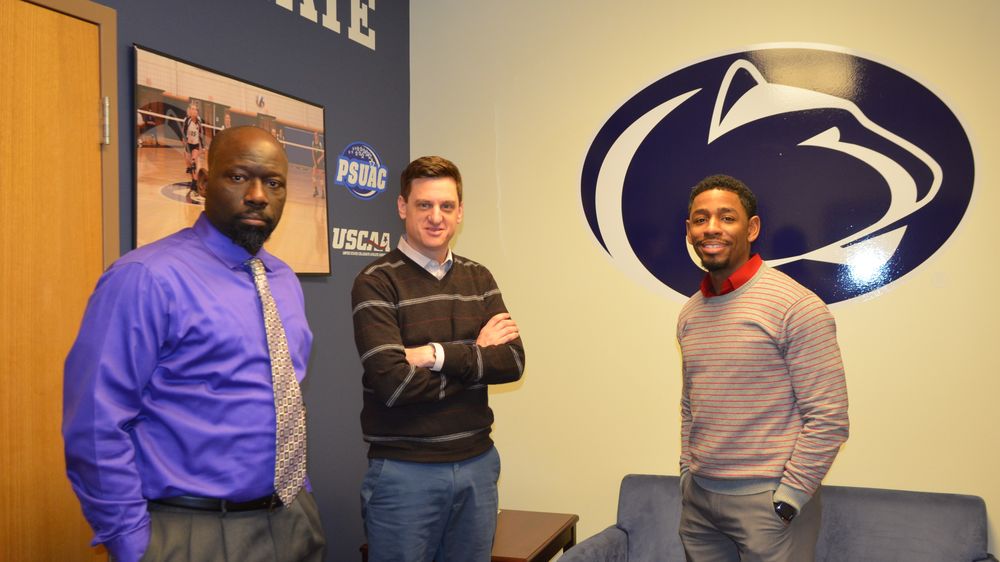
[561, 474, 996, 562]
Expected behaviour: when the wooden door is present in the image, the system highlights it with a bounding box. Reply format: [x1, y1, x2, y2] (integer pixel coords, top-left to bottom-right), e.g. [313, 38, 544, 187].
[0, 0, 117, 559]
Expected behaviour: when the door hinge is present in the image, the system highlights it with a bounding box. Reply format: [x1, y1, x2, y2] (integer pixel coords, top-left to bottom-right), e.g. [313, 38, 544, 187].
[101, 96, 110, 145]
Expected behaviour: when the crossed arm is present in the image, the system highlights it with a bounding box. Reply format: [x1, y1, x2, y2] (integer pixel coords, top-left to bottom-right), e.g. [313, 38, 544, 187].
[404, 312, 520, 367]
[351, 270, 525, 408]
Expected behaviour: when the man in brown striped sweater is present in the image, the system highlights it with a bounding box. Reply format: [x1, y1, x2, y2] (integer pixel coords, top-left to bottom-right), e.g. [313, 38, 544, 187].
[677, 174, 849, 561]
[351, 156, 525, 562]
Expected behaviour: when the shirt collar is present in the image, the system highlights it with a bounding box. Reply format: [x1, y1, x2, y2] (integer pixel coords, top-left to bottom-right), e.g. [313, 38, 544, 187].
[699, 253, 763, 297]
[193, 213, 279, 272]
[398, 235, 453, 278]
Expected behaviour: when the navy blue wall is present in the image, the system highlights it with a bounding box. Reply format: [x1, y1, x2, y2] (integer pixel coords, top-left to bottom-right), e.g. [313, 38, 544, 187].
[93, 1, 407, 559]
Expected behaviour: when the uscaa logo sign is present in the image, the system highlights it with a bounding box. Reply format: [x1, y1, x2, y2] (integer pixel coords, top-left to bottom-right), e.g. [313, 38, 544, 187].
[331, 226, 392, 258]
[335, 141, 389, 200]
[581, 44, 974, 304]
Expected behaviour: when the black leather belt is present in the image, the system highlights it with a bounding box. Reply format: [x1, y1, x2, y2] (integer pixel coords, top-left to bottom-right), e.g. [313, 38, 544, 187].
[150, 494, 282, 512]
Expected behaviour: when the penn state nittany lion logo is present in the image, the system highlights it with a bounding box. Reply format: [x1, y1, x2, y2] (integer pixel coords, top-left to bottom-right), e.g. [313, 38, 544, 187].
[581, 45, 974, 304]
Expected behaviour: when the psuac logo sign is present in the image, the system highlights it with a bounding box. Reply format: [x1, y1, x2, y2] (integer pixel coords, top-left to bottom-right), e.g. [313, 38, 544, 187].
[335, 141, 389, 200]
[581, 44, 974, 304]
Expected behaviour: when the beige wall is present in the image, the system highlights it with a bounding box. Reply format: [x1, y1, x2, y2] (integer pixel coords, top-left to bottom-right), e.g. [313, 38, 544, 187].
[411, 0, 1000, 550]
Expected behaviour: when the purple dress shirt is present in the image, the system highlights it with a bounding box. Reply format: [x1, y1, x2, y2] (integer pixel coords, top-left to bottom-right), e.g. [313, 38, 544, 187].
[63, 214, 313, 562]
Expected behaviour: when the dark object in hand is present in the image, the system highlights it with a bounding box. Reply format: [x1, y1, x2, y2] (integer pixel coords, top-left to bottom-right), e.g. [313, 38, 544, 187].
[774, 501, 798, 523]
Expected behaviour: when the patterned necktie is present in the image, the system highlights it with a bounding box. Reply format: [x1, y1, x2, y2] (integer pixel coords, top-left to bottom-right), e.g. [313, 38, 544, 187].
[247, 257, 307, 506]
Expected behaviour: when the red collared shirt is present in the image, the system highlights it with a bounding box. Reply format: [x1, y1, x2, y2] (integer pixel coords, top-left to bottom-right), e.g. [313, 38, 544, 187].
[699, 254, 763, 297]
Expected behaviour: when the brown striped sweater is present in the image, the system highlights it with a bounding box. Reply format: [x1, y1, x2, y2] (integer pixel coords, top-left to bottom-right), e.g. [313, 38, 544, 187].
[677, 264, 849, 509]
[351, 249, 525, 462]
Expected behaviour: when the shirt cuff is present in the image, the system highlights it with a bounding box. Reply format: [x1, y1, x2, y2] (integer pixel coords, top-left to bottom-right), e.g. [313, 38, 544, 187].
[430, 343, 445, 371]
[773, 483, 811, 512]
[105, 520, 151, 562]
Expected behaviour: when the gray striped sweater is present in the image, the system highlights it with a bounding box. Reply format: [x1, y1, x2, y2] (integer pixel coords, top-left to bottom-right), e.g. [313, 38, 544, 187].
[677, 264, 849, 507]
[351, 249, 525, 462]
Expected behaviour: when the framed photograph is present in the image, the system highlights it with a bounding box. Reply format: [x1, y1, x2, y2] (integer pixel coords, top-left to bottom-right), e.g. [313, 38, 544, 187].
[134, 45, 330, 274]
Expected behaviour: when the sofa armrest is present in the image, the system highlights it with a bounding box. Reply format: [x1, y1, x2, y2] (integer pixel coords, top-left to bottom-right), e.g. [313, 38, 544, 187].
[616, 475, 685, 560]
[559, 525, 627, 562]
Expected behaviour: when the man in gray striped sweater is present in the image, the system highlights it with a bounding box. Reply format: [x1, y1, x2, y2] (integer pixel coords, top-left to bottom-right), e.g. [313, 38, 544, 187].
[677, 174, 849, 561]
[351, 156, 525, 562]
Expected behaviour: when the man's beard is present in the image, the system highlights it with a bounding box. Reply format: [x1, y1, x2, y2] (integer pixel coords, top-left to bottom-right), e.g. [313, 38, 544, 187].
[693, 239, 733, 272]
[699, 256, 728, 272]
[232, 221, 275, 254]
[694, 248, 728, 272]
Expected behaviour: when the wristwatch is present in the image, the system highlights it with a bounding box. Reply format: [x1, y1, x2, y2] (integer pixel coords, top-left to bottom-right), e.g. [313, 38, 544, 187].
[773, 501, 798, 523]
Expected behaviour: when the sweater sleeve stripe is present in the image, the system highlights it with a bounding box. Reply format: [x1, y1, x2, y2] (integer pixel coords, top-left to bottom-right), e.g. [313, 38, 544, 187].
[353, 299, 397, 314]
[360, 343, 405, 363]
[386, 365, 416, 407]
[509, 347, 524, 375]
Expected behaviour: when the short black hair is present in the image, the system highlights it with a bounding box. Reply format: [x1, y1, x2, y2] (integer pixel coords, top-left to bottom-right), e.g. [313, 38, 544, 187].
[689, 174, 757, 218]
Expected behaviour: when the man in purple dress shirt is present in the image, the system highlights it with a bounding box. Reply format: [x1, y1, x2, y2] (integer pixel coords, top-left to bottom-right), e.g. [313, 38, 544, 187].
[63, 127, 326, 562]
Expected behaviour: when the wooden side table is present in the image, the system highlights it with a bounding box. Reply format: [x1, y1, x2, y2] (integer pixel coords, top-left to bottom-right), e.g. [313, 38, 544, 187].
[360, 509, 580, 562]
[492, 509, 579, 562]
